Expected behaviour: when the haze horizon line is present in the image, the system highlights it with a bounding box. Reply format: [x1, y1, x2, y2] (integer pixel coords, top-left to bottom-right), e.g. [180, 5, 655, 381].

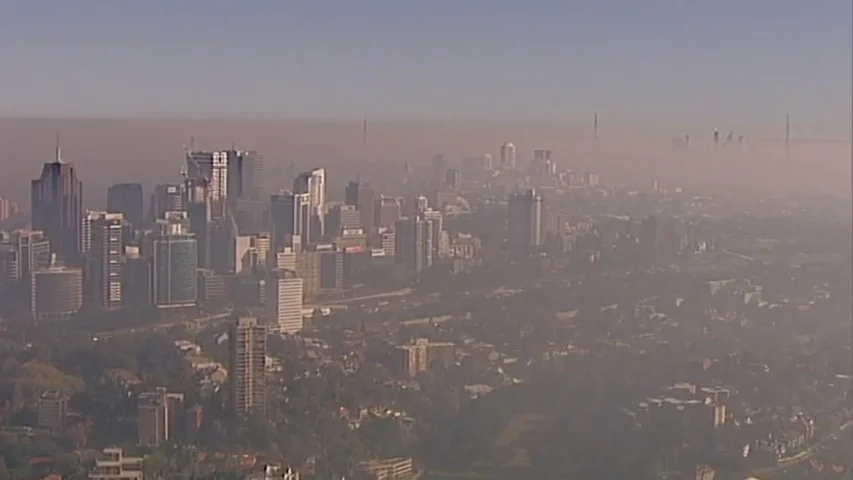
[3, 115, 849, 141]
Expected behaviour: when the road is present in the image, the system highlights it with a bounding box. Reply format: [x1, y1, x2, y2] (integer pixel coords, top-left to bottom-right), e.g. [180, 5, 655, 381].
[94, 311, 233, 339]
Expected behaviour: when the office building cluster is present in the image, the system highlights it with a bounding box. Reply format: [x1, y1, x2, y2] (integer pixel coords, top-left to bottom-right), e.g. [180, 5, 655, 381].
[0, 141, 463, 331]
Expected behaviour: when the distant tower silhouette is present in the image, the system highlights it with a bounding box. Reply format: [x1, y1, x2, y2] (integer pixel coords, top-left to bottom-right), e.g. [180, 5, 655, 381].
[593, 113, 598, 139]
[363, 115, 368, 147]
[713, 129, 720, 150]
[785, 113, 790, 153]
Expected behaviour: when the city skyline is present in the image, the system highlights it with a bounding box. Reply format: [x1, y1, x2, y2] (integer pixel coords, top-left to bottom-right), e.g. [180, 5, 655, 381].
[0, 1, 850, 133]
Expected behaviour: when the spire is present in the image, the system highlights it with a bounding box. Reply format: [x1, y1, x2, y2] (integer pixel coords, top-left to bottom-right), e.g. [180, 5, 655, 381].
[54, 131, 63, 163]
[363, 115, 368, 147]
[785, 113, 790, 152]
[593, 113, 598, 139]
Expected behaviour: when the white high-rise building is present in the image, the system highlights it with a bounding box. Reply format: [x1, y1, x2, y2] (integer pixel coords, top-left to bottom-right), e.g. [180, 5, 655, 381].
[265, 269, 303, 334]
[293, 168, 326, 236]
[500, 142, 516, 171]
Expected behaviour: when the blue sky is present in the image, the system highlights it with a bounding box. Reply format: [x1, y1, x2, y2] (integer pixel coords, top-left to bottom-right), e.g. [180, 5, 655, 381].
[0, 1, 850, 131]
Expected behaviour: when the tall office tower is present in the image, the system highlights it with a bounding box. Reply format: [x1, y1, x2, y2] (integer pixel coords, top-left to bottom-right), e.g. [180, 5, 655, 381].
[226, 150, 265, 201]
[270, 192, 312, 251]
[229, 317, 267, 417]
[0, 197, 20, 222]
[410, 195, 429, 217]
[152, 223, 198, 308]
[292, 168, 326, 236]
[8, 229, 51, 281]
[431, 154, 446, 186]
[265, 269, 303, 334]
[319, 249, 344, 292]
[123, 248, 152, 307]
[31, 255, 83, 320]
[374, 196, 402, 229]
[87, 212, 124, 309]
[394, 216, 433, 273]
[327, 204, 361, 236]
[500, 142, 517, 171]
[107, 183, 144, 229]
[184, 178, 212, 269]
[234, 198, 267, 236]
[208, 212, 239, 274]
[186, 150, 230, 203]
[533, 148, 552, 164]
[137, 387, 184, 447]
[80, 210, 99, 254]
[344, 181, 376, 232]
[482, 153, 493, 170]
[31, 145, 83, 262]
[445, 168, 461, 191]
[422, 208, 444, 257]
[507, 189, 543, 252]
[149, 184, 185, 222]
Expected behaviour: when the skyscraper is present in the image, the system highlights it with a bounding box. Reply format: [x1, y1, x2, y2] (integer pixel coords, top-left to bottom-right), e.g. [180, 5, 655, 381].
[31, 144, 83, 262]
[225, 150, 264, 200]
[149, 184, 185, 222]
[395, 216, 434, 273]
[500, 142, 517, 171]
[186, 150, 230, 204]
[445, 168, 461, 190]
[345, 181, 376, 232]
[327, 204, 361, 236]
[374, 196, 402, 229]
[507, 189, 543, 252]
[292, 168, 326, 237]
[229, 317, 267, 417]
[152, 220, 198, 308]
[270, 192, 312, 251]
[184, 178, 212, 269]
[87, 212, 124, 309]
[107, 183, 144, 229]
[265, 269, 303, 334]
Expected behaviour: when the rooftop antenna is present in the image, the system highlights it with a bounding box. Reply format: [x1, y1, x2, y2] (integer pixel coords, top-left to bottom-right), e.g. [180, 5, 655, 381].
[54, 131, 62, 163]
[593, 113, 598, 139]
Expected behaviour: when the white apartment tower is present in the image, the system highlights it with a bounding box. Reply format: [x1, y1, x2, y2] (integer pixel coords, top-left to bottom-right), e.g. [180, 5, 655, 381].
[265, 269, 304, 334]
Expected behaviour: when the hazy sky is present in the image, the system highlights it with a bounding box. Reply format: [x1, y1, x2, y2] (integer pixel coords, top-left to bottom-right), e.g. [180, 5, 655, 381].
[1, 1, 850, 133]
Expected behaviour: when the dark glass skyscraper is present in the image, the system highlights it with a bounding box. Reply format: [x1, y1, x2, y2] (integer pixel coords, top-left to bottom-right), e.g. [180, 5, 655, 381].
[107, 183, 144, 228]
[345, 181, 376, 232]
[270, 192, 311, 251]
[31, 146, 83, 262]
[149, 184, 185, 223]
[507, 189, 543, 252]
[152, 234, 198, 308]
[184, 178, 211, 269]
